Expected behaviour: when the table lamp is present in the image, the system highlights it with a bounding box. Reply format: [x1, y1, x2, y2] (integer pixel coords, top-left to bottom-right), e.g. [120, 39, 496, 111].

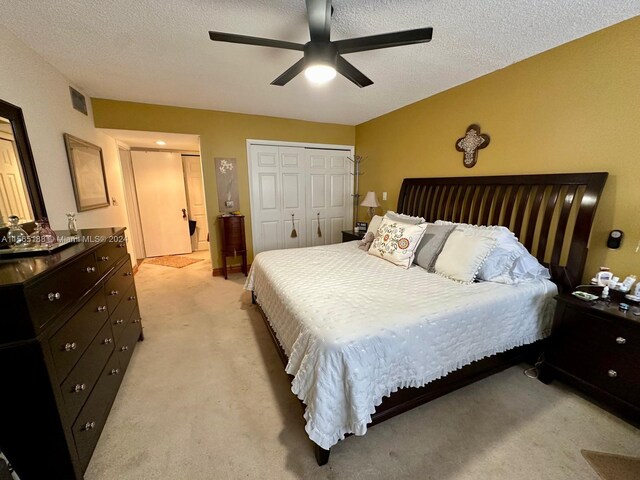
[360, 191, 380, 219]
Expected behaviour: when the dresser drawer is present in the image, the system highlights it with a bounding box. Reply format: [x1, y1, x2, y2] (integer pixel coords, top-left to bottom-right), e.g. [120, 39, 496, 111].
[588, 360, 640, 405]
[72, 354, 123, 472]
[49, 289, 109, 381]
[104, 257, 134, 313]
[117, 317, 142, 375]
[60, 320, 115, 421]
[95, 238, 128, 276]
[110, 284, 138, 341]
[24, 253, 100, 330]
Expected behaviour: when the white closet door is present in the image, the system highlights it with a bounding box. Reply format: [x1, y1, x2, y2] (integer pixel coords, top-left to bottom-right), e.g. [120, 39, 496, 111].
[250, 145, 282, 254]
[279, 146, 307, 250]
[307, 149, 352, 246]
[249, 143, 352, 255]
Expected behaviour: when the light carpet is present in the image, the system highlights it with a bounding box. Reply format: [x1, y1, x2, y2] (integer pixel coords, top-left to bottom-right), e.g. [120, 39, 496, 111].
[85, 255, 640, 480]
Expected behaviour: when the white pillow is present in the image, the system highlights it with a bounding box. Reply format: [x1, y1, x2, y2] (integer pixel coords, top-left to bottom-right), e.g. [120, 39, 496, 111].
[368, 218, 427, 268]
[366, 215, 383, 236]
[385, 211, 425, 225]
[434, 229, 497, 284]
[434, 221, 521, 282]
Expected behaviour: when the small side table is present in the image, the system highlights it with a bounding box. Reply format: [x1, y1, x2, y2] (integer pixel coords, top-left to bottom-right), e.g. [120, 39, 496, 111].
[342, 230, 365, 243]
[218, 214, 247, 279]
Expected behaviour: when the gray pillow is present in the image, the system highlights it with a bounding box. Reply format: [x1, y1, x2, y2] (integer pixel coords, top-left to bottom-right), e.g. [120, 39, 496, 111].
[414, 224, 456, 271]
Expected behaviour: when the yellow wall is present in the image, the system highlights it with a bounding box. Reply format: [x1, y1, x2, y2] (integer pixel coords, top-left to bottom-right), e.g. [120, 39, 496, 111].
[356, 17, 640, 281]
[92, 100, 355, 269]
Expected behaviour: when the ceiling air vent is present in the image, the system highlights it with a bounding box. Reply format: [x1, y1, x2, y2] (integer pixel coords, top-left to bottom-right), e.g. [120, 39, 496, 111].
[69, 86, 87, 115]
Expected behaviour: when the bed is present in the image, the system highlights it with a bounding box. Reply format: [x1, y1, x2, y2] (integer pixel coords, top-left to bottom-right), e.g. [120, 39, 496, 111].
[245, 172, 607, 465]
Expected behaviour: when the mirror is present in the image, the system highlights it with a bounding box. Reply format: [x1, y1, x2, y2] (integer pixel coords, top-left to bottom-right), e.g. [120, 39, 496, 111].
[0, 99, 47, 230]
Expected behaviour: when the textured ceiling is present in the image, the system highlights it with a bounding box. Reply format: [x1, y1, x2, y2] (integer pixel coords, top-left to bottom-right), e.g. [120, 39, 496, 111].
[2, 1, 638, 125]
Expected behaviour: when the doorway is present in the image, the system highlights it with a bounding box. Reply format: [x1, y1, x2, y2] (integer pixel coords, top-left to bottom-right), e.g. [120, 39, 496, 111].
[104, 130, 209, 262]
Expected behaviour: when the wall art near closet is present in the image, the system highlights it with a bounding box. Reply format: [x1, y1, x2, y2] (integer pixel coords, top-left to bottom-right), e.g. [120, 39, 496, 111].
[455, 124, 490, 168]
[215, 157, 239, 213]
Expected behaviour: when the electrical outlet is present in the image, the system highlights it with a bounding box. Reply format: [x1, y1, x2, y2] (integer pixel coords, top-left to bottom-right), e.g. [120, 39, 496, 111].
[382, 192, 387, 201]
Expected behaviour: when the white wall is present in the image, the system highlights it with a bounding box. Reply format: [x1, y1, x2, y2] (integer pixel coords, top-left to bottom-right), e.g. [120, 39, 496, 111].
[0, 25, 135, 258]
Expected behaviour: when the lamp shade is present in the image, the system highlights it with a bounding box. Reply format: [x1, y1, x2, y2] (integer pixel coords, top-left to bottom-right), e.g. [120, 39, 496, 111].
[360, 191, 380, 208]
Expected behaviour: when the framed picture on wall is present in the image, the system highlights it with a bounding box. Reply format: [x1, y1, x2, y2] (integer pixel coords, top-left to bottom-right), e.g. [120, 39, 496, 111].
[63, 133, 110, 211]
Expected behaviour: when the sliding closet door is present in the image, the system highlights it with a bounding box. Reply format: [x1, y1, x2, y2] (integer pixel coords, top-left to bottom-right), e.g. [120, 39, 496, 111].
[307, 149, 352, 246]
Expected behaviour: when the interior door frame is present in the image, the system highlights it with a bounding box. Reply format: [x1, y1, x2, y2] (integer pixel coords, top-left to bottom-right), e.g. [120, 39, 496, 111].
[246, 139, 355, 256]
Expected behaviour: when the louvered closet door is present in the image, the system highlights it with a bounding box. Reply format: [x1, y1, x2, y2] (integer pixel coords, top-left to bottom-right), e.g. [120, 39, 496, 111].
[306, 149, 352, 246]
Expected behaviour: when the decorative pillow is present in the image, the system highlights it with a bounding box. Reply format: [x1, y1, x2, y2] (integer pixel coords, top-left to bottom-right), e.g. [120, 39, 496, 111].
[368, 218, 427, 268]
[434, 221, 520, 282]
[434, 229, 497, 284]
[385, 211, 425, 225]
[413, 224, 456, 271]
[366, 215, 384, 236]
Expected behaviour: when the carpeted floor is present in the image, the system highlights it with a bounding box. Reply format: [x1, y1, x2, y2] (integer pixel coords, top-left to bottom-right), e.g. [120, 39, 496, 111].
[85, 253, 640, 480]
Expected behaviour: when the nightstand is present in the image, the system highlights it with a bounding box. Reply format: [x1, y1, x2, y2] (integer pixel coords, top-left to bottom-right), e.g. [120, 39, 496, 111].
[540, 293, 640, 424]
[342, 230, 365, 242]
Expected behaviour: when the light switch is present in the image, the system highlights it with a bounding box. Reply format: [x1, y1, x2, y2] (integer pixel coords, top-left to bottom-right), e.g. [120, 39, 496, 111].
[382, 192, 387, 201]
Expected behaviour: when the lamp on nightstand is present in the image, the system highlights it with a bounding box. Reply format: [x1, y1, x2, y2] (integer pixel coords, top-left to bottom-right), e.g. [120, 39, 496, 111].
[360, 191, 380, 220]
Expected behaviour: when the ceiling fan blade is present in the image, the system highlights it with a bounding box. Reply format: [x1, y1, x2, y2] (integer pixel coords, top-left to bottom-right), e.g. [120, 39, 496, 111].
[335, 27, 433, 54]
[271, 58, 306, 86]
[336, 56, 373, 88]
[306, 0, 332, 41]
[209, 31, 304, 51]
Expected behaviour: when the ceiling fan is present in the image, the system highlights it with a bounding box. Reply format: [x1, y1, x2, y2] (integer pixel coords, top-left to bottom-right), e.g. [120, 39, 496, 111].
[208, 0, 433, 88]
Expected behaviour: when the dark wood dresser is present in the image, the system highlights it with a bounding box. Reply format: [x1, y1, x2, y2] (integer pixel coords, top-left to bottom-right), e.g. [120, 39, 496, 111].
[0, 227, 143, 479]
[540, 294, 640, 424]
[217, 214, 247, 279]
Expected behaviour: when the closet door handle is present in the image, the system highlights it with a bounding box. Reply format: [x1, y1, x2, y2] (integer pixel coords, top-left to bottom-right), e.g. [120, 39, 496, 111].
[182, 208, 187, 219]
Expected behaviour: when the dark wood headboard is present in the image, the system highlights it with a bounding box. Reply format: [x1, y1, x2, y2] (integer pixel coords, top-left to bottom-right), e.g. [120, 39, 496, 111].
[397, 172, 608, 291]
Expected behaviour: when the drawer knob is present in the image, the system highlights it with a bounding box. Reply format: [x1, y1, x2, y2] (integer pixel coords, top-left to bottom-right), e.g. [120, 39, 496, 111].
[615, 337, 626, 345]
[125, 272, 133, 277]
[118, 242, 126, 248]
[110, 368, 120, 375]
[103, 338, 113, 345]
[607, 369, 618, 378]
[110, 290, 119, 296]
[100, 255, 110, 261]
[97, 305, 107, 312]
[133, 318, 141, 324]
[85, 266, 96, 273]
[84, 421, 96, 431]
[115, 319, 124, 325]
[128, 295, 136, 301]
[47, 292, 61, 302]
[64, 342, 77, 352]
[121, 346, 129, 352]
[73, 383, 86, 393]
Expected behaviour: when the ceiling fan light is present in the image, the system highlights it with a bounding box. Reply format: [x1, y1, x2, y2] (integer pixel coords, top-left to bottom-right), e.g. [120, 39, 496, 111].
[304, 64, 336, 85]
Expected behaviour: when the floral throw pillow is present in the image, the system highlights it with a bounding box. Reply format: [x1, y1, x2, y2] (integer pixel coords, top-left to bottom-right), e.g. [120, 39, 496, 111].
[368, 218, 428, 268]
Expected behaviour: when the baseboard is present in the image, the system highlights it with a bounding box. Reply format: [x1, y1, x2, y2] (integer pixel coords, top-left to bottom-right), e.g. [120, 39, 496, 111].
[212, 264, 251, 277]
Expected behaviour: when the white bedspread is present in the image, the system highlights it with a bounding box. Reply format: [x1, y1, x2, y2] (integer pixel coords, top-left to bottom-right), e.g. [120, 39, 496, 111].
[245, 242, 556, 450]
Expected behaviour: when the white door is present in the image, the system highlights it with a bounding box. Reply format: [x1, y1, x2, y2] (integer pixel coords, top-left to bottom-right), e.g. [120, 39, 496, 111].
[249, 143, 353, 255]
[131, 151, 192, 257]
[307, 149, 352, 246]
[279, 147, 307, 250]
[0, 135, 33, 223]
[182, 155, 209, 251]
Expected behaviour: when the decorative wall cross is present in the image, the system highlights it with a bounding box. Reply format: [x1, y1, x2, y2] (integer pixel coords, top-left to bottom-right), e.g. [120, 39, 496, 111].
[456, 124, 490, 168]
